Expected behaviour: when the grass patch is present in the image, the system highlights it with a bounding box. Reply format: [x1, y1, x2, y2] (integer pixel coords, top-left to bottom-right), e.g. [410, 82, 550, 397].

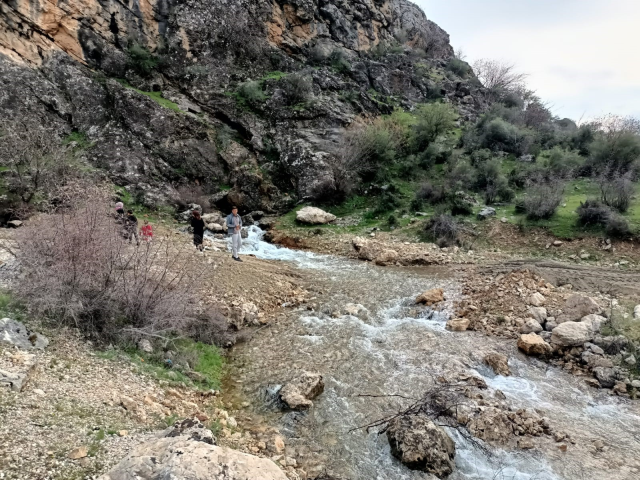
[114, 79, 182, 113]
[63, 132, 94, 150]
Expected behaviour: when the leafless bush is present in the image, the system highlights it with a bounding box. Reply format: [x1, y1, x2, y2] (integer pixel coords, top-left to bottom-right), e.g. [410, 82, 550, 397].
[7, 189, 210, 342]
[599, 173, 635, 213]
[424, 213, 461, 247]
[416, 182, 447, 205]
[0, 122, 80, 212]
[472, 59, 528, 95]
[522, 180, 564, 220]
[281, 73, 314, 106]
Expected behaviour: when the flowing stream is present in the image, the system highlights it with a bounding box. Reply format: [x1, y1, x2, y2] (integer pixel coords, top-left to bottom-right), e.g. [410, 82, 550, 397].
[223, 227, 640, 480]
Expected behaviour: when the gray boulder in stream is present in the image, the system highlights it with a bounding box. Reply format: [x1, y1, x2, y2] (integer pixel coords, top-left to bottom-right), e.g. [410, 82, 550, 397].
[279, 372, 325, 410]
[386, 415, 456, 478]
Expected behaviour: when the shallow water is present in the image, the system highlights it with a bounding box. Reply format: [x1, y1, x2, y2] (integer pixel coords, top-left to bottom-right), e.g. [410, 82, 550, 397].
[227, 227, 640, 479]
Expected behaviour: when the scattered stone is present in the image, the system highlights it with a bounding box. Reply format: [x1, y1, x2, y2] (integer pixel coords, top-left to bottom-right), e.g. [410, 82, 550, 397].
[528, 307, 547, 323]
[551, 322, 593, 347]
[279, 372, 324, 410]
[343, 304, 367, 317]
[118, 430, 128, 437]
[593, 367, 617, 388]
[520, 319, 543, 334]
[517, 438, 535, 449]
[558, 444, 568, 452]
[386, 415, 455, 478]
[446, 318, 470, 332]
[296, 207, 336, 225]
[33, 388, 45, 396]
[529, 292, 545, 307]
[416, 288, 445, 306]
[517, 334, 552, 356]
[553, 241, 563, 247]
[165, 418, 216, 445]
[0, 369, 28, 392]
[500, 217, 508, 223]
[557, 294, 601, 323]
[624, 355, 636, 366]
[138, 339, 153, 353]
[477, 207, 496, 220]
[68, 446, 88, 460]
[0, 318, 49, 350]
[631, 380, 640, 389]
[484, 353, 511, 376]
[7, 220, 23, 228]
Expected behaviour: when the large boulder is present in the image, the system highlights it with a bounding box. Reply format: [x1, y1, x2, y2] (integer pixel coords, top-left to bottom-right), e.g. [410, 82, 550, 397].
[416, 288, 445, 306]
[467, 407, 514, 444]
[0, 318, 48, 350]
[296, 207, 336, 225]
[279, 372, 324, 410]
[517, 334, 552, 356]
[484, 353, 511, 376]
[529, 292, 546, 307]
[99, 424, 286, 480]
[446, 318, 470, 332]
[386, 415, 455, 478]
[581, 314, 607, 335]
[527, 307, 547, 323]
[551, 322, 593, 347]
[520, 319, 543, 334]
[477, 207, 496, 220]
[375, 249, 399, 266]
[557, 294, 601, 323]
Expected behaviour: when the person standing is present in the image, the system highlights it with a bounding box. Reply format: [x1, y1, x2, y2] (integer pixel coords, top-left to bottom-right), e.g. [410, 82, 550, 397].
[115, 200, 125, 221]
[226, 206, 243, 262]
[191, 210, 205, 252]
[140, 217, 153, 242]
[125, 210, 140, 245]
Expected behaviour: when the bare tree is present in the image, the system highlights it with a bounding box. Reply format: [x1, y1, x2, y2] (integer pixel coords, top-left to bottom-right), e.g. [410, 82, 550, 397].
[472, 59, 528, 94]
[454, 47, 467, 61]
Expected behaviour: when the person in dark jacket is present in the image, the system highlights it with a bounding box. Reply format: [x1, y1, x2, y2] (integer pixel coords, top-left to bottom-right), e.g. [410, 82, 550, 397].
[125, 210, 139, 245]
[191, 210, 205, 251]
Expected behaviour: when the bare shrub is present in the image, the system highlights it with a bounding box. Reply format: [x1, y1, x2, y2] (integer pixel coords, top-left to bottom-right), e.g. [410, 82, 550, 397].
[576, 199, 611, 226]
[522, 180, 564, 220]
[424, 213, 461, 247]
[599, 173, 634, 213]
[8, 189, 210, 342]
[605, 214, 632, 238]
[472, 59, 528, 94]
[416, 182, 447, 205]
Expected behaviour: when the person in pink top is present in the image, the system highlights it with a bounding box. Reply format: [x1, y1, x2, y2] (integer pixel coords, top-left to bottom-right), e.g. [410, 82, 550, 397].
[140, 217, 153, 242]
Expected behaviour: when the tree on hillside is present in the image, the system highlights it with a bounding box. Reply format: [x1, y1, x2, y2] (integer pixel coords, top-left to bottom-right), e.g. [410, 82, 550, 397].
[587, 115, 640, 176]
[472, 59, 528, 94]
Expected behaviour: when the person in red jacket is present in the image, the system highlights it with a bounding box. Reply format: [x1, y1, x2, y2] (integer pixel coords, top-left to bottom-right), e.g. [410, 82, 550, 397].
[140, 217, 153, 242]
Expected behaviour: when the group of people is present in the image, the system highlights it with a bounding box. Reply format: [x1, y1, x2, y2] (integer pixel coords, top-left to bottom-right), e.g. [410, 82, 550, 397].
[190, 206, 243, 262]
[115, 199, 243, 261]
[114, 201, 153, 245]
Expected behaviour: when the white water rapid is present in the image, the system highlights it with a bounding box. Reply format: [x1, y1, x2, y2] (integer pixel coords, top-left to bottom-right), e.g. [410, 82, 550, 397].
[224, 227, 640, 480]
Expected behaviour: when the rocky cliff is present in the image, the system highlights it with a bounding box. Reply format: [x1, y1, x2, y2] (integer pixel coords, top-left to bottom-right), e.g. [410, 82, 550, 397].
[0, 0, 484, 212]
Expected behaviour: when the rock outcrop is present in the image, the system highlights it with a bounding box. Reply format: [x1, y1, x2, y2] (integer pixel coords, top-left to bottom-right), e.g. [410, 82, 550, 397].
[416, 288, 445, 306]
[484, 353, 511, 376]
[0, 0, 485, 216]
[386, 415, 456, 478]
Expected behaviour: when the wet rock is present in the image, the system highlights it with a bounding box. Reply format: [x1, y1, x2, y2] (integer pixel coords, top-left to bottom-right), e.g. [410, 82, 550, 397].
[551, 322, 593, 347]
[375, 249, 399, 266]
[0, 318, 49, 350]
[279, 372, 324, 410]
[593, 367, 617, 388]
[484, 353, 510, 376]
[386, 415, 455, 478]
[296, 207, 336, 225]
[468, 407, 513, 444]
[416, 288, 445, 306]
[476, 207, 496, 220]
[529, 292, 545, 306]
[517, 334, 552, 356]
[527, 307, 547, 323]
[557, 294, 601, 323]
[446, 318, 470, 332]
[520, 319, 543, 334]
[99, 436, 287, 480]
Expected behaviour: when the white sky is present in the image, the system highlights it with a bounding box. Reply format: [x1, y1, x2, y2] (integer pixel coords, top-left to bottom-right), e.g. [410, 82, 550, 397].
[415, 0, 640, 121]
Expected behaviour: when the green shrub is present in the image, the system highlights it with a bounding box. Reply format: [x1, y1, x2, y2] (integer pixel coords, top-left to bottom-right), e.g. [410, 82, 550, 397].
[387, 214, 398, 227]
[127, 44, 159, 77]
[330, 49, 351, 73]
[542, 146, 585, 178]
[281, 73, 314, 106]
[374, 187, 401, 214]
[446, 58, 471, 77]
[589, 130, 640, 175]
[237, 80, 267, 106]
[600, 174, 634, 213]
[450, 195, 474, 216]
[416, 182, 447, 205]
[412, 103, 457, 152]
[577, 199, 611, 226]
[523, 181, 564, 220]
[410, 197, 424, 212]
[446, 159, 477, 192]
[605, 214, 632, 238]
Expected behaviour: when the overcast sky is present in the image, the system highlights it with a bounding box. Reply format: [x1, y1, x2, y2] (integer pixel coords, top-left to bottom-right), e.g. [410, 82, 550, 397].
[416, 0, 640, 121]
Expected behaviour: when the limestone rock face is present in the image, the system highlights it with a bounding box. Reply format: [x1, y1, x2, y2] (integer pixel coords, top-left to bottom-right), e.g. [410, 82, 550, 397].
[386, 415, 455, 478]
[99, 436, 287, 480]
[279, 372, 324, 410]
[0, 318, 48, 350]
[517, 333, 552, 356]
[296, 207, 336, 225]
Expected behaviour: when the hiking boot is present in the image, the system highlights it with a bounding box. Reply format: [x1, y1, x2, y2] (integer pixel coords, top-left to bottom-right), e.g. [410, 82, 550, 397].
[233, 256, 243, 262]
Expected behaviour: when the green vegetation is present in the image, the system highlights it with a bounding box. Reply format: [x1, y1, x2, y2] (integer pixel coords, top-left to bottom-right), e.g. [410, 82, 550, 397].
[63, 132, 94, 150]
[114, 79, 182, 113]
[127, 44, 159, 77]
[99, 339, 224, 391]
